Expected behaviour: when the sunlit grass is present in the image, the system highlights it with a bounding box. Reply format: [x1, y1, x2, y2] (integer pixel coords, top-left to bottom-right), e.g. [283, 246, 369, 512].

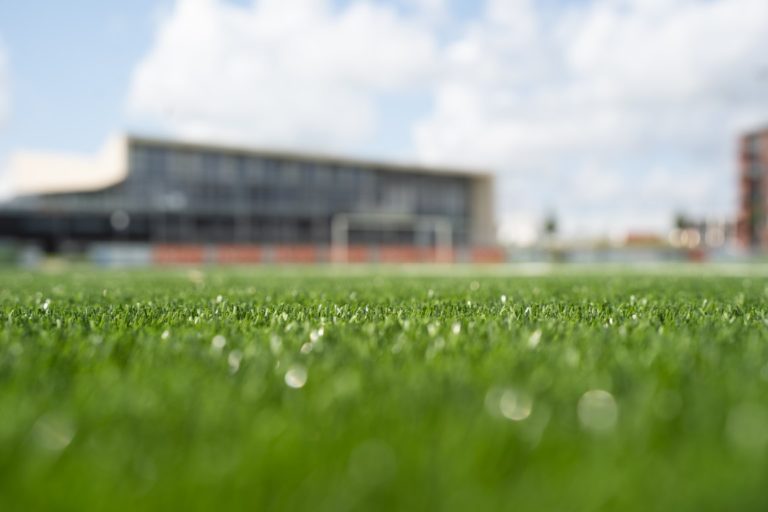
[1, 268, 768, 510]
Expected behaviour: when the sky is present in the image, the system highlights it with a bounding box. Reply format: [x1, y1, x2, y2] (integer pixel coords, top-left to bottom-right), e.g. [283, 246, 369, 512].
[1, 0, 767, 244]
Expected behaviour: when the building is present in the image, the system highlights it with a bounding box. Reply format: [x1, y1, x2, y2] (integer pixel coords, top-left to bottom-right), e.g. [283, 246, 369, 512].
[0, 135, 501, 264]
[736, 127, 768, 249]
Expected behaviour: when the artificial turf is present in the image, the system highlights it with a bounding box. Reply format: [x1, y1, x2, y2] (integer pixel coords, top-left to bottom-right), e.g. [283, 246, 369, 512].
[1, 267, 768, 511]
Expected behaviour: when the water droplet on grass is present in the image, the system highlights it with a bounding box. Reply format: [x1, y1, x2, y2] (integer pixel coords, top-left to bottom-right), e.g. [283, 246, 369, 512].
[32, 413, 75, 452]
[499, 389, 533, 421]
[578, 389, 618, 432]
[285, 365, 308, 389]
[485, 387, 533, 421]
[528, 330, 542, 349]
[564, 347, 580, 367]
[270, 335, 282, 355]
[211, 335, 226, 352]
[228, 350, 243, 373]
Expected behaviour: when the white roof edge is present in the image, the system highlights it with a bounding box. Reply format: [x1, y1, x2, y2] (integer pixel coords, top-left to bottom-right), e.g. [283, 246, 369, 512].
[7, 133, 493, 198]
[9, 135, 129, 196]
[126, 133, 493, 180]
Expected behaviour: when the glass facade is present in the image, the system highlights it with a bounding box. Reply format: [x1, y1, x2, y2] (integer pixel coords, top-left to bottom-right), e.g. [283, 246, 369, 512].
[13, 140, 477, 246]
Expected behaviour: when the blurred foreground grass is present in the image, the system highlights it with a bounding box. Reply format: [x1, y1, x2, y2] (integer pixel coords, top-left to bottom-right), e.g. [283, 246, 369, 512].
[1, 267, 768, 510]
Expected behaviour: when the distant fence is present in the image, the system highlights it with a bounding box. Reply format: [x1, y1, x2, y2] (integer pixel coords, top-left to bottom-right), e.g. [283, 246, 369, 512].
[87, 244, 505, 266]
[149, 244, 505, 265]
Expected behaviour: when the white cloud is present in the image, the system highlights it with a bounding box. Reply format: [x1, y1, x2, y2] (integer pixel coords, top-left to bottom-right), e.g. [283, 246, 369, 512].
[128, 0, 768, 241]
[128, 0, 437, 151]
[419, 0, 768, 164]
[414, 0, 768, 239]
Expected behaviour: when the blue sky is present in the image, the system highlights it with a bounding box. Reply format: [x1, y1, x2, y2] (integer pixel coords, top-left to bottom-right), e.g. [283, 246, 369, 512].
[0, 0, 478, 154]
[0, 0, 164, 155]
[1, 0, 767, 242]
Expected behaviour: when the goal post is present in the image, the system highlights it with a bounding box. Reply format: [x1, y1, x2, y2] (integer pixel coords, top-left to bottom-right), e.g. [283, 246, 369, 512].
[331, 213, 453, 263]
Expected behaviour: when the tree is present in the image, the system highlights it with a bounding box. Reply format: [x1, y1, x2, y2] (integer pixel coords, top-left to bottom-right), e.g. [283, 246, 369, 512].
[674, 212, 691, 230]
[543, 213, 558, 238]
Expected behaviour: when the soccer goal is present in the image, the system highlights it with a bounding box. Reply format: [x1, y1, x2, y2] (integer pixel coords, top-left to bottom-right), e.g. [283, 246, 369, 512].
[330, 213, 453, 263]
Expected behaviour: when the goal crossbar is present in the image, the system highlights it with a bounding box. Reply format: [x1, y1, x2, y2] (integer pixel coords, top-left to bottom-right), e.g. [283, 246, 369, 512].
[331, 213, 453, 263]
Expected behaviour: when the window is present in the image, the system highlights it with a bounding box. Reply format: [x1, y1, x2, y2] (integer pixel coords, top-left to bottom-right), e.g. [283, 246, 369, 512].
[202, 152, 219, 182]
[335, 167, 357, 187]
[245, 158, 265, 183]
[313, 164, 333, 185]
[263, 159, 280, 184]
[282, 162, 301, 185]
[130, 146, 149, 172]
[219, 155, 238, 183]
[168, 150, 202, 181]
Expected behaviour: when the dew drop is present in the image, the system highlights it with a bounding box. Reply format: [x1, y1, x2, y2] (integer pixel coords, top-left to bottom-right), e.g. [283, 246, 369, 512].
[285, 365, 308, 389]
[32, 413, 75, 452]
[270, 335, 282, 355]
[485, 387, 533, 422]
[578, 389, 618, 432]
[499, 389, 533, 421]
[228, 350, 243, 373]
[211, 335, 227, 351]
[528, 330, 542, 349]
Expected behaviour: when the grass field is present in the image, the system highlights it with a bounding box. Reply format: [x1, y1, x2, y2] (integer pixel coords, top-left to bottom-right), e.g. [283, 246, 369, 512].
[2, 267, 768, 511]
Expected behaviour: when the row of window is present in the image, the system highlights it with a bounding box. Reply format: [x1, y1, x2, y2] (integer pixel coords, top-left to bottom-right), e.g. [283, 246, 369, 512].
[19, 213, 469, 245]
[35, 145, 473, 230]
[128, 144, 470, 214]
[42, 185, 469, 219]
[132, 146, 418, 189]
